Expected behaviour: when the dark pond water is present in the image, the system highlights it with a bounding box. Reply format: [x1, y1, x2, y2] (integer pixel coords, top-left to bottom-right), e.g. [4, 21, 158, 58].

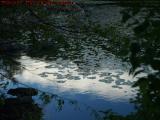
[0, 1, 160, 120]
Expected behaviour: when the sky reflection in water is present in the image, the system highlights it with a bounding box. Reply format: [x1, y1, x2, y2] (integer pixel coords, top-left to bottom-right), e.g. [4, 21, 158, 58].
[14, 55, 138, 120]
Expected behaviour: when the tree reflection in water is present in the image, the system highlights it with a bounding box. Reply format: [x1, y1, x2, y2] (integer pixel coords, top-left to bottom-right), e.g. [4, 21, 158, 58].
[101, 3, 160, 120]
[0, 88, 42, 120]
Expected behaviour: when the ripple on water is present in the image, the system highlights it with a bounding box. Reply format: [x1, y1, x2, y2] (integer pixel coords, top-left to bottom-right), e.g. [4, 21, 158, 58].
[99, 77, 114, 84]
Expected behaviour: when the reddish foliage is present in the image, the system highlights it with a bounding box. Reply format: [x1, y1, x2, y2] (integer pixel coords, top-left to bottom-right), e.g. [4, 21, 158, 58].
[0, 0, 74, 6]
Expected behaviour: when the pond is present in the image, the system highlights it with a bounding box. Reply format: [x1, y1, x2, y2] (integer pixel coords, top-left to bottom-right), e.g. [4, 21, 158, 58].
[0, 1, 160, 120]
